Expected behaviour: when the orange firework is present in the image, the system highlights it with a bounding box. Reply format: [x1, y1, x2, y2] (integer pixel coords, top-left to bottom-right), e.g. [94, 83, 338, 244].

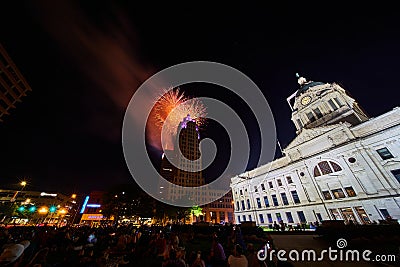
[153, 87, 206, 137]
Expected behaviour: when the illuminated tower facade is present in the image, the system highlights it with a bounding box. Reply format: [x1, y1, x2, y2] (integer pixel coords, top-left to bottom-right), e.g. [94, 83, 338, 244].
[175, 114, 204, 187]
[0, 43, 32, 122]
[287, 74, 369, 134]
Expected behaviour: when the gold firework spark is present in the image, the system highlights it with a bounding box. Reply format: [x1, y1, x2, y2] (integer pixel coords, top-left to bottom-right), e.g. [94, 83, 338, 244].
[153, 87, 206, 137]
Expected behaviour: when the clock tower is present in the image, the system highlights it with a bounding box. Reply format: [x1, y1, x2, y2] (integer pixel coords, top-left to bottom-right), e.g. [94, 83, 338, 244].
[287, 74, 369, 134]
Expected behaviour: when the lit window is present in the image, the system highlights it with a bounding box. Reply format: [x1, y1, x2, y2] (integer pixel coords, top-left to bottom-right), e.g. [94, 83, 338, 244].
[256, 198, 262, 208]
[286, 212, 294, 223]
[276, 213, 282, 222]
[331, 189, 346, 199]
[345, 187, 357, 197]
[297, 211, 306, 223]
[319, 161, 333, 175]
[314, 167, 321, 177]
[291, 190, 300, 204]
[267, 213, 273, 223]
[271, 194, 279, 206]
[263, 196, 270, 207]
[376, 147, 394, 160]
[281, 193, 289, 205]
[314, 161, 342, 177]
[322, 191, 332, 200]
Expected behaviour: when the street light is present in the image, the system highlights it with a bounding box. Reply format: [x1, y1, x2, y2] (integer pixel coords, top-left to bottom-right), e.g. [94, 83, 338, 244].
[20, 181, 27, 187]
[38, 206, 48, 214]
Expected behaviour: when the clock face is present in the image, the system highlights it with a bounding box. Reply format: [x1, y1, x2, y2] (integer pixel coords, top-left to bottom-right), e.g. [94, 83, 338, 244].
[301, 96, 311, 106]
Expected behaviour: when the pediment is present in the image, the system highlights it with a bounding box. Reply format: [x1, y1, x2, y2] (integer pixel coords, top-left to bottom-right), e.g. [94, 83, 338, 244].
[284, 124, 339, 151]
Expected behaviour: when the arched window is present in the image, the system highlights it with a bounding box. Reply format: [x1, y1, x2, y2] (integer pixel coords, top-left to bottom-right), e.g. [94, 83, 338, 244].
[314, 161, 342, 177]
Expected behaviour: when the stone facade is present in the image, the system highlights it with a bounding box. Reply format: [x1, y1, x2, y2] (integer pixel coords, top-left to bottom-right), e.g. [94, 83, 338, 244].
[231, 77, 400, 226]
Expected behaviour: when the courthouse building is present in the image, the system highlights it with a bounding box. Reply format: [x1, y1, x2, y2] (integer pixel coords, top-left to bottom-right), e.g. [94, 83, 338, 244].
[231, 75, 400, 226]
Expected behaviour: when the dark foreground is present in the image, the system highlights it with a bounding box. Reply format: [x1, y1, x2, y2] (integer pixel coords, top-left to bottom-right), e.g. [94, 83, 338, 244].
[0, 223, 398, 266]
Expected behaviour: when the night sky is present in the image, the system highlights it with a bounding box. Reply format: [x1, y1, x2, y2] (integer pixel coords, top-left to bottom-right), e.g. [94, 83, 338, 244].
[1, 2, 399, 195]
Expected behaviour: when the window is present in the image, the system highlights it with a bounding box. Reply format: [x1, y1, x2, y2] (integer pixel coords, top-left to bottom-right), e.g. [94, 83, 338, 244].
[334, 97, 343, 107]
[268, 182, 273, 189]
[248, 215, 252, 221]
[271, 194, 279, 206]
[256, 198, 262, 208]
[328, 99, 338, 110]
[254, 186, 258, 192]
[281, 193, 289, 205]
[345, 186, 357, 197]
[377, 147, 394, 160]
[322, 191, 332, 200]
[259, 214, 264, 224]
[314, 167, 321, 177]
[263, 196, 270, 207]
[313, 107, 323, 119]
[314, 161, 342, 177]
[246, 199, 251, 209]
[242, 215, 246, 222]
[291, 190, 300, 204]
[297, 211, 307, 223]
[286, 212, 294, 223]
[379, 209, 390, 219]
[391, 169, 400, 183]
[236, 201, 239, 211]
[331, 188, 346, 199]
[267, 213, 273, 223]
[241, 200, 245, 210]
[276, 213, 282, 222]
[238, 216, 241, 223]
[318, 161, 333, 175]
[286, 176, 293, 184]
[261, 183, 265, 190]
[297, 119, 303, 128]
[240, 190, 243, 196]
[307, 112, 316, 122]
[316, 213, 323, 222]
[277, 179, 282, 186]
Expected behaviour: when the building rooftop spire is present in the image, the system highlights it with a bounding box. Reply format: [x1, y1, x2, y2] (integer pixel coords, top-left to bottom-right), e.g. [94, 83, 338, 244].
[296, 72, 307, 86]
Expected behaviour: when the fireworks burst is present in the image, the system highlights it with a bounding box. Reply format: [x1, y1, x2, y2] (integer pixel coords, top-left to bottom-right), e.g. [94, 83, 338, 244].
[153, 87, 207, 137]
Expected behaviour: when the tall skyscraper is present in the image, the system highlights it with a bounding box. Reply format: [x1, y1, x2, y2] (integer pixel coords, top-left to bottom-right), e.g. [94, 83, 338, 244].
[159, 114, 234, 224]
[0, 43, 32, 122]
[175, 114, 204, 187]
